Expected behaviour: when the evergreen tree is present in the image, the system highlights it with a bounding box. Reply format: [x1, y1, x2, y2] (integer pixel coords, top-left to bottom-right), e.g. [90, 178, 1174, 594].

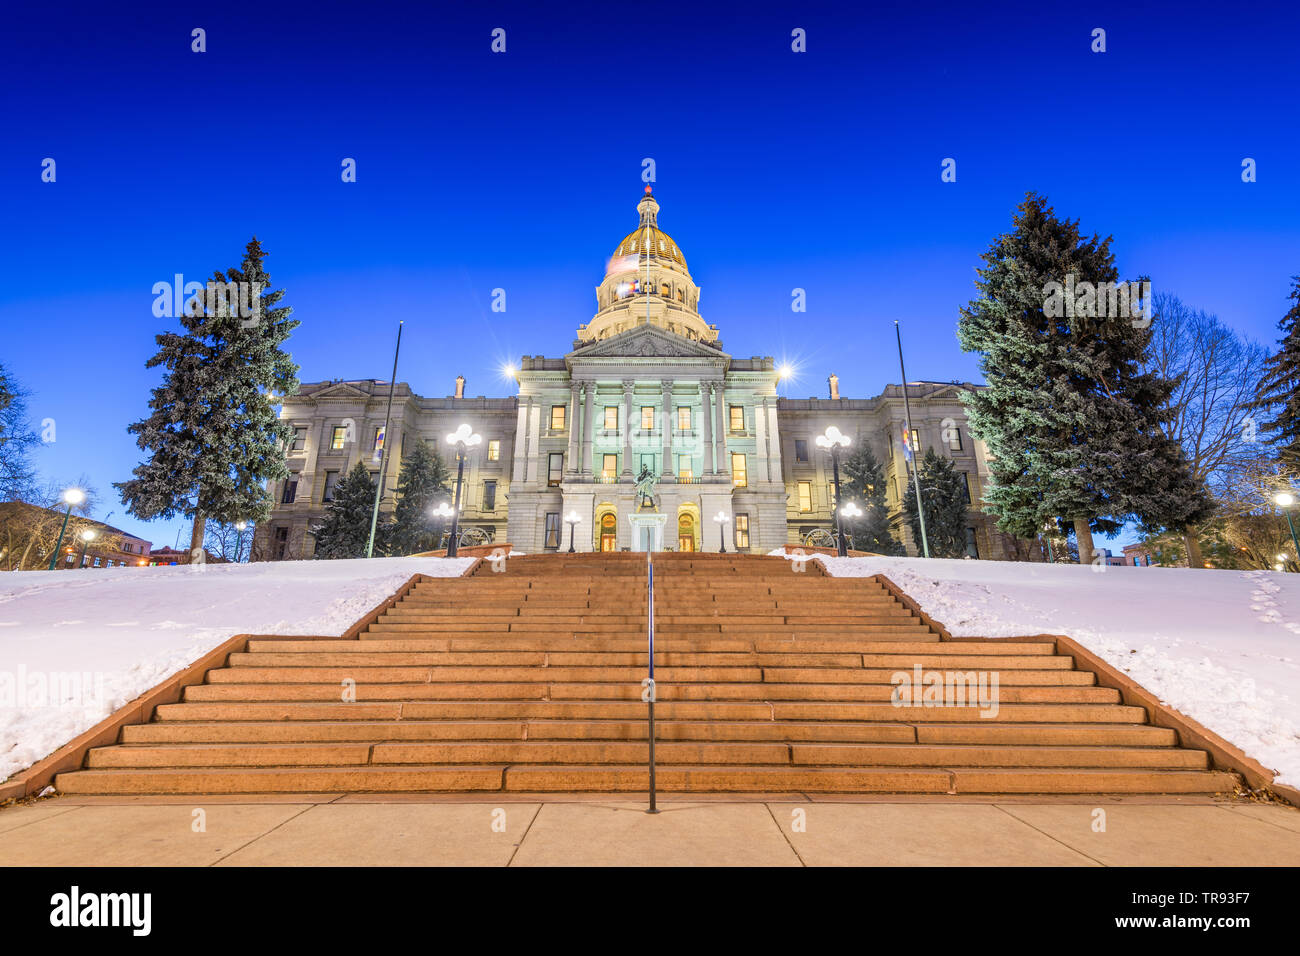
[957, 193, 1210, 563]
[312, 462, 378, 559]
[0, 363, 40, 502]
[387, 439, 453, 555]
[1250, 276, 1300, 466]
[839, 442, 903, 555]
[901, 449, 969, 558]
[116, 239, 299, 559]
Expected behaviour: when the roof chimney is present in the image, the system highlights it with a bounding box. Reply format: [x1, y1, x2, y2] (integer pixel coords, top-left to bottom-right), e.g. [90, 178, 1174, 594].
[828, 373, 840, 401]
[454, 375, 465, 399]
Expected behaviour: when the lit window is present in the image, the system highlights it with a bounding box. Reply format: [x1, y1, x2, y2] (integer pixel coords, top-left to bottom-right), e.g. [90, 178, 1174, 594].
[797, 480, 812, 513]
[487, 439, 500, 461]
[731, 453, 747, 487]
[550, 405, 566, 431]
[641, 406, 655, 431]
[372, 426, 385, 453]
[604, 406, 619, 430]
[678, 454, 692, 479]
[548, 453, 564, 487]
[734, 514, 750, 550]
[603, 454, 618, 479]
[729, 406, 744, 432]
[330, 426, 347, 450]
[677, 407, 691, 431]
[794, 439, 808, 463]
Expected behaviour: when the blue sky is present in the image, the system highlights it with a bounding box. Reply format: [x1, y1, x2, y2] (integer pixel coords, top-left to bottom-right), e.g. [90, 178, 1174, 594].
[2, 0, 1297, 549]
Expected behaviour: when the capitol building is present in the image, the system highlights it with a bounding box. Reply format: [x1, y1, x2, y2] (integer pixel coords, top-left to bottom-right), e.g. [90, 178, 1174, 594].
[256, 188, 1008, 559]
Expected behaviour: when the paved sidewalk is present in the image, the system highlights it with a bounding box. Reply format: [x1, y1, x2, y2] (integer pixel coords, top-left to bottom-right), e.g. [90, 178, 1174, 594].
[1, 795, 1297, 866]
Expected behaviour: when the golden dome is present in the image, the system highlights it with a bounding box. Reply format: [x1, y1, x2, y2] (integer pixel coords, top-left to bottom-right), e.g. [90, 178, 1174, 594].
[606, 187, 689, 272]
[609, 227, 687, 270]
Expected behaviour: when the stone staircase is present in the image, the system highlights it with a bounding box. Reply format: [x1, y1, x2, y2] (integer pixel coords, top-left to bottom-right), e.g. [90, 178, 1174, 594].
[55, 553, 1239, 795]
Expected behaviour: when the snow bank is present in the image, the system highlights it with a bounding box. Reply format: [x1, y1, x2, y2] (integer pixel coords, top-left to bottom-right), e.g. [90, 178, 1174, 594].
[783, 552, 1300, 787]
[0, 556, 474, 783]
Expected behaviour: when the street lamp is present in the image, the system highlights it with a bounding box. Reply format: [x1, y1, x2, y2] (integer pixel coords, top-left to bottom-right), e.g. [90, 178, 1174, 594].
[565, 510, 582, 553]
[48, 487, 86, 570]
[840, 501, 862, 553]
[234, 521, 247, 563]
[816, 426, 852, 556]
[431, 501, 455, 551]
[76, 528, 97, 568]
[445, 424, 482, 557]
[713, 511, 730, 553]
[1274, 492, 1300, 567]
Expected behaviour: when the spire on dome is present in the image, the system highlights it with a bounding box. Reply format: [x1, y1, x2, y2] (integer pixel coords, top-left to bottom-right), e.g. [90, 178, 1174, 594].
[637, 186, 659, 227]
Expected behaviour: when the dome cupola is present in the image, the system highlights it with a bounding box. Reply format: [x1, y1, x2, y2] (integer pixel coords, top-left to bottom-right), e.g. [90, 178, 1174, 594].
[578, 187, 718, 345]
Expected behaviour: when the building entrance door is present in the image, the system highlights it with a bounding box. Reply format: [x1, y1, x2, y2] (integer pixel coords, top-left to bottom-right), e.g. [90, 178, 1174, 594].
[599, 513, 617, 552]
[677, 514, 695, 552]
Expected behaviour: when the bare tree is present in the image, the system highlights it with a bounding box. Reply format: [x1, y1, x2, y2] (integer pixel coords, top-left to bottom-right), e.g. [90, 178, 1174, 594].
[204, 520, 255, 562]
[1145, 293, 1268, 567]
[0, 479, 131, 570]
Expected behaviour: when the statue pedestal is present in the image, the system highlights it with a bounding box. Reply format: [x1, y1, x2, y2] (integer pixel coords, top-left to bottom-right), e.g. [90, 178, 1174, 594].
[627, 512, 668, 553]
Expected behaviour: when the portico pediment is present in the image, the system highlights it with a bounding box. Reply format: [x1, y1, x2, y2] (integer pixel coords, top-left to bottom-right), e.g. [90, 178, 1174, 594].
[310, 382, 377, 400]
[567, 324, 729, 361]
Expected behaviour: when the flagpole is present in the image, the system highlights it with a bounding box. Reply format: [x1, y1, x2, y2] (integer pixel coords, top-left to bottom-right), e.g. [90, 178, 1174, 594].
[895, 320, 931, 558]
[366, 320, 403, 558]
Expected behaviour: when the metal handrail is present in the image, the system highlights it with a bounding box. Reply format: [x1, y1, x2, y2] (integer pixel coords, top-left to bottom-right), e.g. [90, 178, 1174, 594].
[646, 548, 658, 813]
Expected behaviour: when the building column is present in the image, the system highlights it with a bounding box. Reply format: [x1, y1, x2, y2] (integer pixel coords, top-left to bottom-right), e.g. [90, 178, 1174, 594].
[714, 382, 730, 478]
[566, 382, 581, 473]
[660, 379, 674, 480]
[512, 398, 529, 484]
[701, 381, 715, 474]
[581, 382, 595, 476]
[756, 397, 770, 482]
[621, 379, 635, 478]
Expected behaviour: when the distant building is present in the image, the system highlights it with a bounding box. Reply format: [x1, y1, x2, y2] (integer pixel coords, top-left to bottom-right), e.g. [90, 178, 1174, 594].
[0, 501, 152, 570]
[256, 188, 1020, 559]
[1122, 543, 1159, 567]
[146, 546, 227, 566]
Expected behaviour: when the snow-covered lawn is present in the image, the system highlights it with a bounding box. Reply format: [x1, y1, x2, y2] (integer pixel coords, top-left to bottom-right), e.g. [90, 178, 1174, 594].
[806, 554, 1300, 788]
[0, 557, 474, 783]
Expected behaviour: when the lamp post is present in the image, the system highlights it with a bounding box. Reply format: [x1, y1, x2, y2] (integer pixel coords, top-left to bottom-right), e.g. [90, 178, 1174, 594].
[713, 511, 730, 553]
[234, 521, 247, 563]
[48, 488, 86, 570]
[1275, 493, 1300, 567]
[431, 501, 455, 551]
[444, 424, 481, 558]
[816, 426, 851, 557]
[564, 511, 582, 553]
[839, 501, 862, 553]
[76, 528, 97, 568]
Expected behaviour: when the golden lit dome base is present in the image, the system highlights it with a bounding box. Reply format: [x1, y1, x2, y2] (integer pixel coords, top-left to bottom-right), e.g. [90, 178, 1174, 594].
[608, 226, 688, 271]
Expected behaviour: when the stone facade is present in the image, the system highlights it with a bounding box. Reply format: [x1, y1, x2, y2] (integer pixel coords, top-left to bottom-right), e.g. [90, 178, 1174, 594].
[256, 189, 1010, 560]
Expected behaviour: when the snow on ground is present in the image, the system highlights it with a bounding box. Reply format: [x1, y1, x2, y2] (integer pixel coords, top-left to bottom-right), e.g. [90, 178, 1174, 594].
[793, 553, 1300, 788]
[0, 557, 474, 783]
